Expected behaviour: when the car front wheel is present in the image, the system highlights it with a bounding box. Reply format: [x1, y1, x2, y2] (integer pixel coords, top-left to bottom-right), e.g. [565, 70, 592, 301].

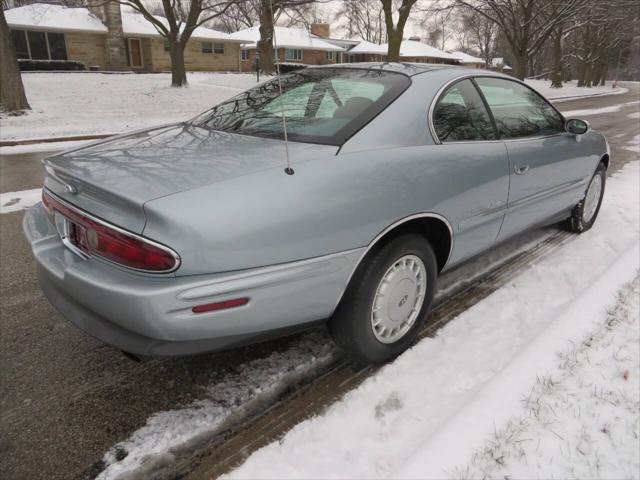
[565, 162, 606, 233]
[329, 233, 437, 364]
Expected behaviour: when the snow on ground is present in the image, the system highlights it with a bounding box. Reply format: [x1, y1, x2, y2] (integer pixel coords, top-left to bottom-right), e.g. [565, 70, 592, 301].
[623, 135, 640, 154]
[0, 72, 262, 142]
[0, 188, 42, 214]
[0, 139, 92, 156]
[0, 73, 625, 143]
[225, 161, 640, 480]
[525, 79, 627, 101]
[96, 333, 336, 480]
[561, 100, 640, 118]
[456, 275, 639, 480]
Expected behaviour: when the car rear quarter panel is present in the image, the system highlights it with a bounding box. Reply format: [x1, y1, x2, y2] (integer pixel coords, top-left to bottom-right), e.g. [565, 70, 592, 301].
[143, 139, 510, 276]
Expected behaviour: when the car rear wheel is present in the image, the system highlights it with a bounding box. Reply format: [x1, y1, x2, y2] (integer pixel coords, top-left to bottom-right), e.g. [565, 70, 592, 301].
[564, 162, 606, 233]
[329, 233, 437, 364]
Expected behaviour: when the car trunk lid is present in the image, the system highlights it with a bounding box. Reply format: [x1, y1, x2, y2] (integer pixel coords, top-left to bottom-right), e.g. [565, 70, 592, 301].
[43, 123, 337, 233]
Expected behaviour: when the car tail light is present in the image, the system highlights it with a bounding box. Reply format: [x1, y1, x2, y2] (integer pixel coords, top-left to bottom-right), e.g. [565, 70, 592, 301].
[42, 189, 179, 273]
[192, 297, 250, 314]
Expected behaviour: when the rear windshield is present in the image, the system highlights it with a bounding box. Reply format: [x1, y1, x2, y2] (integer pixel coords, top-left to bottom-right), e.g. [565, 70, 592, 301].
[190, 68, 410, 145]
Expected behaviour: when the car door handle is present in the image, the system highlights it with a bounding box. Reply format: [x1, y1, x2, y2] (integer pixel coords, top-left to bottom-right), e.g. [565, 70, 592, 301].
[514, 164, 530, 175]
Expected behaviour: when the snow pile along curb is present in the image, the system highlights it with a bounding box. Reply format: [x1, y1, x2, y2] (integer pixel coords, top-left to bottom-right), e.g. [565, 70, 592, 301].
[395, 246, 639, 478]
[225, 161, 640, 480]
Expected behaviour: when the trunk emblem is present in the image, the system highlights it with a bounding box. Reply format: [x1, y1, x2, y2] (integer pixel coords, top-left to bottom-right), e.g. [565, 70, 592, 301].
[64, 183, 78, 194]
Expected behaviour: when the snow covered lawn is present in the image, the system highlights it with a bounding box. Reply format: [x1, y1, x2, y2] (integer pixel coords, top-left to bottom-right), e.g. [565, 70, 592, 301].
[525, 79, 628, 101]
[0, 72, 262, 142]
[0, 73, 626, 143]
[225, 161, 640, 480]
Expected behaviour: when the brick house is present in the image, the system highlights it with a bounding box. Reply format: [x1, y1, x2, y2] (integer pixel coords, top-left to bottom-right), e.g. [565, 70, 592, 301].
[5, 3, 246, 72]
[229, 24, 344, 72]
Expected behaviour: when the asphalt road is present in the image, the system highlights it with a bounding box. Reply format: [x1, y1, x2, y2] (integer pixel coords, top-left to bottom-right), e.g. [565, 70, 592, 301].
[1, 83, 638, 480]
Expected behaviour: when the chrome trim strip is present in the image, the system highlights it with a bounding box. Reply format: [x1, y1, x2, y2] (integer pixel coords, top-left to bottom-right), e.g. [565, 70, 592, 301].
[44, 188, 181, 274]
[332, 213, 454, 313]
[427, 73, 567, 145]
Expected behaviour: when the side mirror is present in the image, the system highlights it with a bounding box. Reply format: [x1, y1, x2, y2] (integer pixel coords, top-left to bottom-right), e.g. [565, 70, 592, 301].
[565, 118, 590, 136]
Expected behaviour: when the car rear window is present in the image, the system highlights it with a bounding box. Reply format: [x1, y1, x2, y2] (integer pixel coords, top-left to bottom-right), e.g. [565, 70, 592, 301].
[190, 68, 411, 146]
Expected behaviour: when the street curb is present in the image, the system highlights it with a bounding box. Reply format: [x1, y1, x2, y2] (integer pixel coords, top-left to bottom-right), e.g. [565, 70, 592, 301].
[0, 133, 116, 147]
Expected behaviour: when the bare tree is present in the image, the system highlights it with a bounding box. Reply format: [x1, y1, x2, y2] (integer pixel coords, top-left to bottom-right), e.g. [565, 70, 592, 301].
[458, 8, 496, 67]
[254, 0, 320, 75]
[420, 4, 456, 51]
[212, 0, 259, 32]
[455, 0, 586, 79]
[0, 7, 30, 113]
[570, 0, 637, 87]
[381, 0, 418, 61]
[104, 0, 239, 87]
[335, 0, 385, 43]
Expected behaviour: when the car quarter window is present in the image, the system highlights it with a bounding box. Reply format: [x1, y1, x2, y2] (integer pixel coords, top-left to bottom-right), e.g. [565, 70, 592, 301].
[475, 77, 564, 139]
[432, 79, 496, 142]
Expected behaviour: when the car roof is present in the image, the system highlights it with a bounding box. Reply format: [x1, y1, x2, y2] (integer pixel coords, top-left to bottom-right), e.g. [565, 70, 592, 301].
[308, 62, 485, 77]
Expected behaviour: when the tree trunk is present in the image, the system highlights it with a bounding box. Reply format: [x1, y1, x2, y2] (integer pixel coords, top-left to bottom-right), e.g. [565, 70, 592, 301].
[387, 29, 402, 62]
[550, 33, 563, 88]
[599, 63, 608, 86]
[513, 52, 528, 80]
[576, 59, 587, 86]
[0, 9, 30, 112]
[169, 42, 187, 87]
[258, 0, 275, 75]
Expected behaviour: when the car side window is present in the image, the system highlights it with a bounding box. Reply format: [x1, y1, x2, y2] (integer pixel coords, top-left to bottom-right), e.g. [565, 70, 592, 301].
[475, 77, 564, 139]
[433, 79, 496, 142]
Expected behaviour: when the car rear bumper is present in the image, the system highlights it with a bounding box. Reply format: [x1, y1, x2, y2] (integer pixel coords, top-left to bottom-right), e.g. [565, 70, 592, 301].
[24, 203, 363, 357]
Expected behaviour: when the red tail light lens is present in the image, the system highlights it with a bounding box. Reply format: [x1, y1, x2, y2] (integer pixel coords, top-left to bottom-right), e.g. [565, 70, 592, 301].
[42, 190, 179, 273]
[192, 298, 250, 314]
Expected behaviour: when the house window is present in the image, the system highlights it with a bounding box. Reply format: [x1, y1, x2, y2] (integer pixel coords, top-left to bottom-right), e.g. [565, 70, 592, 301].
[241, 49, 249, 60]
[27, 31, 48, 59]
[12, 30, 29, 59]
[213, 43, 224, 54]
[285, 48, 302, 62]
[11, 29, 67, 61]
[202, 42, 213, 54]
[164, 40, 170, 52]
[47, 33, 67, 60]
[326, 51, 334, 61]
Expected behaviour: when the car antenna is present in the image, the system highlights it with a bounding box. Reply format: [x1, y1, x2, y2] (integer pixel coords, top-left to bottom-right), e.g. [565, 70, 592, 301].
[269, 0, 294, 175]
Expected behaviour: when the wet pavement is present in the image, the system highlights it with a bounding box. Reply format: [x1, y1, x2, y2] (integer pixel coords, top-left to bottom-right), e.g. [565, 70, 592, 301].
[0, 83, 638, 480]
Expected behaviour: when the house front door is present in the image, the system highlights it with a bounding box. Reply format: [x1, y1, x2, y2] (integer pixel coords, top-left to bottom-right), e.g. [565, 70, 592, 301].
[129, 39, 142, 68]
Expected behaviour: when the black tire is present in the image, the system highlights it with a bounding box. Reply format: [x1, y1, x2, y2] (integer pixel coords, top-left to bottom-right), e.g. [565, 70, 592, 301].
[564, 162, 606, 233]
[329, 233, 437, 364]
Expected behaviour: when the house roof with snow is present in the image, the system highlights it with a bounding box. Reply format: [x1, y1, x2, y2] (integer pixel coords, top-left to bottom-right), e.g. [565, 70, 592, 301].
[5, 4, 108, 34]
[120, 10, 244, 42]
[396, 40, 455, 60]
[347, 40, 454, 60]
[347, 40, 387, 55]
[228, 26, 344, 52]
[491, 57, 513, 70]
[5, 4, 245, 42]
[449, 51, 485, 65]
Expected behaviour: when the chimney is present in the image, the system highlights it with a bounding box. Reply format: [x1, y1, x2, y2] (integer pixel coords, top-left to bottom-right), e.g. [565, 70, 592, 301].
[310, 23, 330, 38]
[87, 1, 127, 70]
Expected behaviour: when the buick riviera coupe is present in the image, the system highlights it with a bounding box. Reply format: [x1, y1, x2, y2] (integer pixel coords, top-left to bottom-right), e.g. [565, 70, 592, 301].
[24, 63, 609, 364]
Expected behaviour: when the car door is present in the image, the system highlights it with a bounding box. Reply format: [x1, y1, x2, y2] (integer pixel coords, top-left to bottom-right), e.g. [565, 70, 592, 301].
[474, 77, 592, 241]
[431, 78, 510, 264]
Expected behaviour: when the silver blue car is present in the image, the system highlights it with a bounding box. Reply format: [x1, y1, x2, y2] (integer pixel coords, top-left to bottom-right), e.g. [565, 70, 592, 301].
[24, 63, 608, 364]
